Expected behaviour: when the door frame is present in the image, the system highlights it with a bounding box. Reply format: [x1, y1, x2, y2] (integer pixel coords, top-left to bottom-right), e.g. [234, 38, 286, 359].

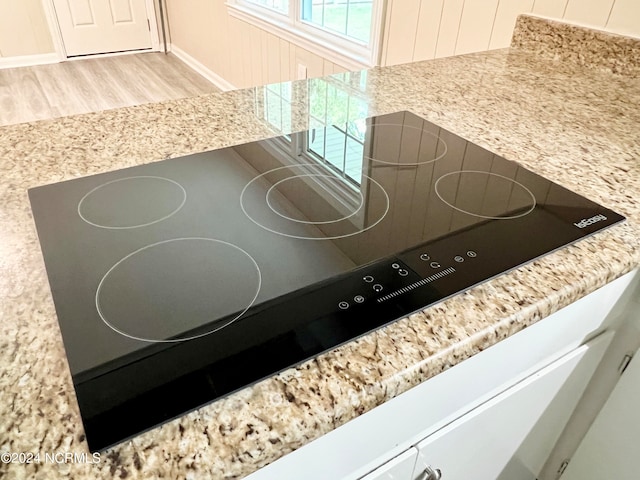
[41, 0, 162, 60]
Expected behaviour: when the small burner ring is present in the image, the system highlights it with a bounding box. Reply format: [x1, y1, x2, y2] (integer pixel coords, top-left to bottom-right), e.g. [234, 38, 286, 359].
[434, 170, 536, 220]
[78, 176, 186, 229]
[240, 164, 390, 240]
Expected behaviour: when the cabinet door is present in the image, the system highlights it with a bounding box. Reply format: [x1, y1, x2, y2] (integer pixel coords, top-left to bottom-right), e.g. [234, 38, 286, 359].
[411, 331, 613, 480]
[360, 448, 418, 480]
[561, 345, 640, 479]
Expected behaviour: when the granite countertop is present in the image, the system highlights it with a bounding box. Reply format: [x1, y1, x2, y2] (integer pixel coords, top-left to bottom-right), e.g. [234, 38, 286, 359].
[1, 15, 639, 479]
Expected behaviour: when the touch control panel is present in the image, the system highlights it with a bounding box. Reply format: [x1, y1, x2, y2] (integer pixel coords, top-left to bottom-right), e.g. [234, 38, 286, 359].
[325, 244, 486, 323]
[334, 259, 422, 311]
[404, 248, 478, 277]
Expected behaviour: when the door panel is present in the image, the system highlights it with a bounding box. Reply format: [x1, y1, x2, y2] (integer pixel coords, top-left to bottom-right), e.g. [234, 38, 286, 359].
[68, 0, 94, 25]
[110, 0, 135, 23]
[561, 346, 640, 479]
[53, 0, 152, 56]
[411, 332, 613, 480]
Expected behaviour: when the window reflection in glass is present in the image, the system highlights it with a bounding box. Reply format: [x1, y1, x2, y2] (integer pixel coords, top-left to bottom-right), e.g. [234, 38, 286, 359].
[254, 75, 369, 185]
[263, 83, 293, 139]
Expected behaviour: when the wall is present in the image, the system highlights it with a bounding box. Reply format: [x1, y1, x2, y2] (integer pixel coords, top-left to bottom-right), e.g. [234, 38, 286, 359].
[165, 0, 349, 90]
[168, 0, 640, 89]
[0, 0, 54, 58]
[0, 0, 637, 79]
[381, 0, 640, 66]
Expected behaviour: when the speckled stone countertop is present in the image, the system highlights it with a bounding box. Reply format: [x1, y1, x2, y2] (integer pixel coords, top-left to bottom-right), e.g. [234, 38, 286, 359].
[1, 15, 639, 480]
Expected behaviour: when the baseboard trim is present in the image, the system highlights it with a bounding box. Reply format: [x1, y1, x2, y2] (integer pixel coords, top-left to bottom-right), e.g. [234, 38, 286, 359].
[169, 44, 236, 92]
[0, 53, 59, 70]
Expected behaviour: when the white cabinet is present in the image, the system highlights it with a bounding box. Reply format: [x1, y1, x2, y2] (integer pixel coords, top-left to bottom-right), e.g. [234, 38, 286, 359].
[410, 332, 614, 480]
[360, 448, 418, 480]
[561, 345, 640, 480]
[245, 270, 636, 480]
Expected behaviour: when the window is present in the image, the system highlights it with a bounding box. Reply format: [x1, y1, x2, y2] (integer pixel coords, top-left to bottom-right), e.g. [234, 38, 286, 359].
[230, 0, 384, 66]
[246, 0, 289, 14]
[301, 0, 373, 43]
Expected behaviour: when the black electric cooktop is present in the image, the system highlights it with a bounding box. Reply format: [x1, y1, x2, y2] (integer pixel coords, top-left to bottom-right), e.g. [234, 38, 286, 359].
[29, 111, 624, 452]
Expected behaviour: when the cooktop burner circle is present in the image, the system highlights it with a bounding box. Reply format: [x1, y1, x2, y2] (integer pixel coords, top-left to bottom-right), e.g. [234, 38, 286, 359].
[266, 173, 365, 224]
[434, 170, 536, 219]
[363, 123, 448, 166]
[96, 237, 262, 342]
[78, 176, 186, 229]
[240, 163, 390, 240]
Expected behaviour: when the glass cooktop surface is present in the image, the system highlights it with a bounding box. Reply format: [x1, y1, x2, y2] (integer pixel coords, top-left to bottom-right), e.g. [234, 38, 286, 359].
[29, 111, 624, 451]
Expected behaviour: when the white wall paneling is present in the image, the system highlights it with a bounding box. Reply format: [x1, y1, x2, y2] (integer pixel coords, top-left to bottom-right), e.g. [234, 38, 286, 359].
[266, 33, 281, 85]
[489, 0, 535, 49]
[605, 0, 640, 37]
[531, 0, 569, 18]
[564, 0, 615, 28]
[249, 25, 262, 87]
[226, 15, 242, 87]
[434, 0, 464, 59]
[412, 0, 444, 62]
[381, 0, 421, 66]
[240, 22, 252, 87]
[280, 39, 290, 82]
[296, 45, 325, 79]
[456, 0, 500, 55]
[322, 59, 333, 76]
[382, 0, 640, 66]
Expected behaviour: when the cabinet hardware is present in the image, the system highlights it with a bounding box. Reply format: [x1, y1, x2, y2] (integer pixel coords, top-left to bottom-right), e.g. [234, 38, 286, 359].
[416, 465, 442, 480]
[618, 354, 633, 375]
[556, 459, 569, 478]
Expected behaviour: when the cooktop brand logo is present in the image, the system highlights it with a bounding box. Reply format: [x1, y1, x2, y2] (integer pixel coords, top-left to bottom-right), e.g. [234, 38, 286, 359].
[574, 214, 607, 229]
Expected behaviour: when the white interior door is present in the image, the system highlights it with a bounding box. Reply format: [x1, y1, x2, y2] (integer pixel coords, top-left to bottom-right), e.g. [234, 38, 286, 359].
[561, 346, 640, 480]
[52, 0, 152, 56]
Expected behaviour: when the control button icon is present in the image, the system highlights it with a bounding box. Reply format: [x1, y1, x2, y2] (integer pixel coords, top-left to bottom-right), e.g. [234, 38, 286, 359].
[420, 253, 431, 261]
[454, 256, 464, 263]
[338, 301, 349, 310]
[363, 275, 374, 283]
[391, 263, 400, 269]
[354, 295, 365, 303]
[430, 261, 441, 269]
[373, 284, 383, 293]
[467, 250, 477, 258]
[398, 269, 409, 276]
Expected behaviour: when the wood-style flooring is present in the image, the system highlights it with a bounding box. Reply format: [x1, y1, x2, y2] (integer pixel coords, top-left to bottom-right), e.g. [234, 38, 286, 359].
[0, 52, 220, 126]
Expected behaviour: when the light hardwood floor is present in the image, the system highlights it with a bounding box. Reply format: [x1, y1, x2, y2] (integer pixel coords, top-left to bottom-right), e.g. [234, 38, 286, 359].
[0, 52, 220, 126]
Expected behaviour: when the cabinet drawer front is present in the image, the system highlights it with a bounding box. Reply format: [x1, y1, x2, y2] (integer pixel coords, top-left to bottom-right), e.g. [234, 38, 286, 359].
[411, 331, 613, 480]
[360, 448, 418, 480]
